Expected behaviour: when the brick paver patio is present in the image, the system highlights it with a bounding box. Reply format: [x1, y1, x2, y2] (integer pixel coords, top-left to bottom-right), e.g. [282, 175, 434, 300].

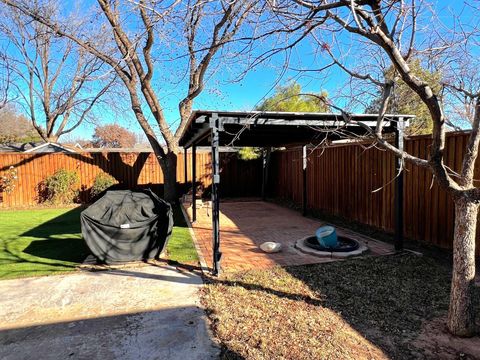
[184, 200, 394, 273]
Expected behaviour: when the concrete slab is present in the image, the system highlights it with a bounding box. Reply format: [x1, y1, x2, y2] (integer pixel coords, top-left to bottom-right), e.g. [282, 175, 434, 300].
[0, 264, 219, 360]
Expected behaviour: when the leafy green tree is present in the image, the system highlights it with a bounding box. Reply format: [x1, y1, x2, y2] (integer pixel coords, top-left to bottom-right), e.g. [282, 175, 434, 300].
[256, 82, 329, 112]
[366, 59, 442, 135]
[239, 82, 329, 160]
[238, 147, 263, 160]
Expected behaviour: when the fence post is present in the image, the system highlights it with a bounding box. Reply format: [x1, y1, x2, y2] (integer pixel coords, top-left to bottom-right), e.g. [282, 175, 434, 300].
[184, 148, 188, 186]
[192, 145, 196, 223]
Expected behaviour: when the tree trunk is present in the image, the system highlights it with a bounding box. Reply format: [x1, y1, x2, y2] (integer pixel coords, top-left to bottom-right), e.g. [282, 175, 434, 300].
[159, 151, 178, 204]
[448, 196, 478, 336]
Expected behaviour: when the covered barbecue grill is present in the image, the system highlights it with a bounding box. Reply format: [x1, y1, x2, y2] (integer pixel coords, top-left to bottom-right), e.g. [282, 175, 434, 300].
[81, 189, 173, 264]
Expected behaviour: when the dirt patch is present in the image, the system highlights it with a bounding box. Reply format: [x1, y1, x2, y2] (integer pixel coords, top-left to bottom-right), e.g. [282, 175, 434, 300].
[413, 317, 480, 359]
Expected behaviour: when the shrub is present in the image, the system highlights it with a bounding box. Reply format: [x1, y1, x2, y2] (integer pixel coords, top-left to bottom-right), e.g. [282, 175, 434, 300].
[43, 169, 80, 204]
[91, 173, 118, 199]
[0, 166, 18, 194]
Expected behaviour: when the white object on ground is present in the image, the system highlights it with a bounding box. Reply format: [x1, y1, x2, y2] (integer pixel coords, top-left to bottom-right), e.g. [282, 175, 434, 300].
[260, 242, 282, 253]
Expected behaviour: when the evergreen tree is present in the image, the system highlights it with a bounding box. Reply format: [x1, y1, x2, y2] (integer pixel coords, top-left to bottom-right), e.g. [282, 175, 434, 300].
[366, 59, 442, 135]
[239, 82, 329, 160]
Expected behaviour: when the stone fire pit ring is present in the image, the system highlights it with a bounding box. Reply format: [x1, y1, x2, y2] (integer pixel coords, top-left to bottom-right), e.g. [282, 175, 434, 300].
[295, 235, 368, 258]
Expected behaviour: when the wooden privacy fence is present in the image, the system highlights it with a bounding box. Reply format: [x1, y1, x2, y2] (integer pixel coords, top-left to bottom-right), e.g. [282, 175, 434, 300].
[0, 151, 263, 207]
[268, 131, 480, 255]
[0, 132, 478, 254]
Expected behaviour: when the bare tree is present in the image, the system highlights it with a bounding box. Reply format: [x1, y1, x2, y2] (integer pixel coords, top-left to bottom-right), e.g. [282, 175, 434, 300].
[0, 0, 260, 202]
[0, 48, 12, 110]
[266, 0, 480, 336]
[0, 2, 114, 143]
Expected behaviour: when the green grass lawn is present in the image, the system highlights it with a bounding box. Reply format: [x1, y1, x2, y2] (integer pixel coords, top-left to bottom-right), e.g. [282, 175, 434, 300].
[0, 205, 197, 280]
[168, 204, 199, 265]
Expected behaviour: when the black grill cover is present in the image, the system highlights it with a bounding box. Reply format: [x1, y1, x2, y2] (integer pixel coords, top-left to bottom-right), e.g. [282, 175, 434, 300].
[81, 189, 173, 264]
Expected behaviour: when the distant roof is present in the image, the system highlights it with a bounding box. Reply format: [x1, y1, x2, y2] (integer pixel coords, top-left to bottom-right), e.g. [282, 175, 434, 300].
[81, 147, 155, 153]
[24, 142, 77, 153]
[0, 142, 78, 153]
[179, 110, 414, 148]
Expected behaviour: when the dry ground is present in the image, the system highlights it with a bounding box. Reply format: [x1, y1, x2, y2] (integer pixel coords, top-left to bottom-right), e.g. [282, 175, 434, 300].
[202, 253, 480, 360]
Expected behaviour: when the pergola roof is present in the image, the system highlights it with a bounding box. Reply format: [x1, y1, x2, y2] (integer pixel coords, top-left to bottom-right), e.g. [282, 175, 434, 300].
[179, 109, 412, 275]
[179, 110, 414, 148]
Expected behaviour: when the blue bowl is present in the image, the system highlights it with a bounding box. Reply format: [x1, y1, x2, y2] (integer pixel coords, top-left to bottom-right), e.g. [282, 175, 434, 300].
[315, 226, 338, 248]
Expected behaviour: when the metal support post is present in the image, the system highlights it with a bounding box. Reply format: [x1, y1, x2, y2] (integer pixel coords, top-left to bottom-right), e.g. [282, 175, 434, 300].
[394, 118, 405, 251]
[211, 113, 222, 275]
[261, 148, 269, 200]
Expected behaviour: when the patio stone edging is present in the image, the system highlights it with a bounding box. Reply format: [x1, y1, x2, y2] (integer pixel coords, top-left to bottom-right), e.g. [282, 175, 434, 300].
[180, 203, 210, 274]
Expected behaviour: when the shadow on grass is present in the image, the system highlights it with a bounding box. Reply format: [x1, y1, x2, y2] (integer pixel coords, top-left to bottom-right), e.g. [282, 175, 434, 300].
[21, 207, 82, 237]
[0, 208, 90, 279]
[20, 208, 89, 264]
[23, 238, 88, 263]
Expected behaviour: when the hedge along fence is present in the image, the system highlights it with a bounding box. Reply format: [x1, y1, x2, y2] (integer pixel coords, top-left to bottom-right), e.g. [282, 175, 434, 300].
[267, 131, 480, 255]
[0, 151, 263, 207]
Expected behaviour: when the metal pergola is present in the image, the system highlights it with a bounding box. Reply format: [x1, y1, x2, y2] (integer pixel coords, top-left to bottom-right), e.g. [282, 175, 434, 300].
[178, 110, 413, 275]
